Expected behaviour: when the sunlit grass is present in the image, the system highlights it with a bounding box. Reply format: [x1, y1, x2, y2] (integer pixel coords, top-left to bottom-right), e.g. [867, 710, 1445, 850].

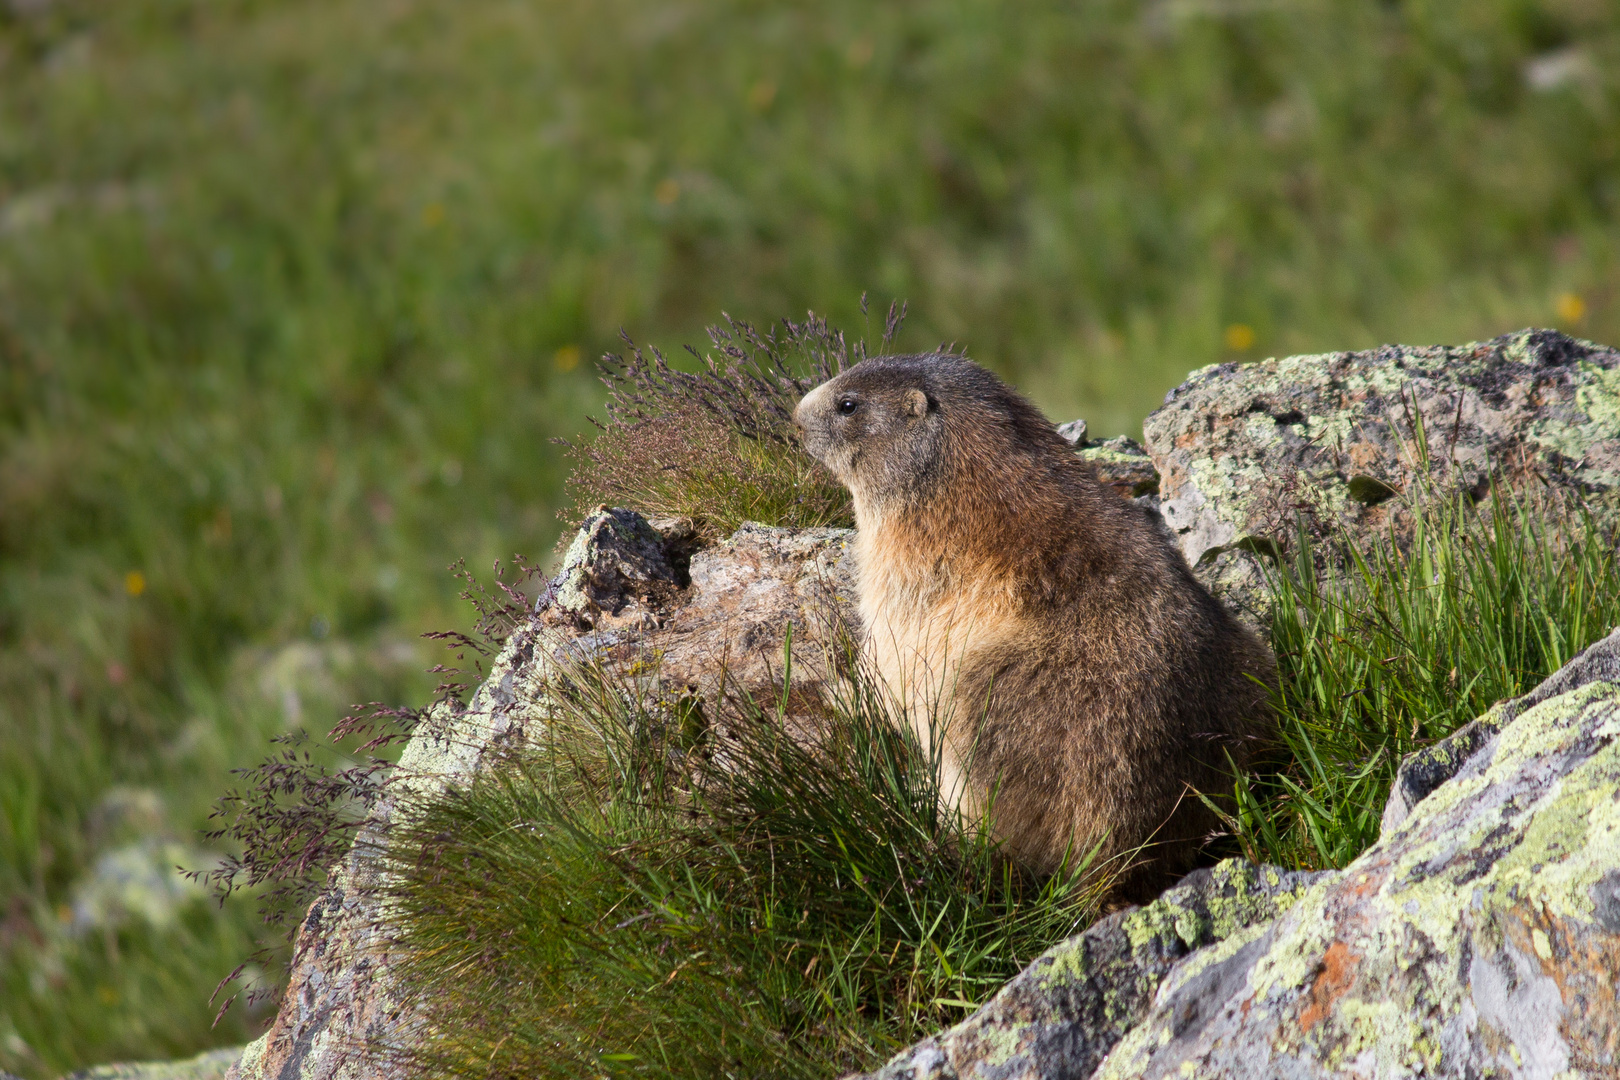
[1223, 488, 1620, 870]
[382, 645, 1113, 1079]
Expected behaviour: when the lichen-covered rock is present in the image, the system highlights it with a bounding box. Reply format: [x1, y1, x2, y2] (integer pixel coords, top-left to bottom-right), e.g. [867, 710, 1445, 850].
[1077, 436, 1160, 499]
[1381, 627, 1620, 835]
[1143, 328, 1620, 569]
[224, 632, 550, 1080]
[853, 860, 1327, 1080]
[549, 506, 681, 628]
[227, 515, 855, 1080]
[1187, 545, 1272, 636]
[1056, 419, 1162, 500]
[1092, 626, 1620, 1080]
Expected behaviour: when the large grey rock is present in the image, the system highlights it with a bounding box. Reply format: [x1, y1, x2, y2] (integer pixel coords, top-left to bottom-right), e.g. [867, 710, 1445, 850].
[1380, 632, 1620, 835]
[1091, 626, 1620, 1079]
[227, 514, 854, 1080]
[1143, 328, 1620, 571]
[853, 861, 1327, 1080]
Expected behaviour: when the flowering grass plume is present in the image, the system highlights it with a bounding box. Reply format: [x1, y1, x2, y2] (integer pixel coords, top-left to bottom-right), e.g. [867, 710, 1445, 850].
[561, 300, 909, 539]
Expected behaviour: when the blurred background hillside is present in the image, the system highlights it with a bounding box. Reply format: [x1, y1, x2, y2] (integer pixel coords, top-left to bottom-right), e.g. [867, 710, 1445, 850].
[2, 0, 1618, 1073]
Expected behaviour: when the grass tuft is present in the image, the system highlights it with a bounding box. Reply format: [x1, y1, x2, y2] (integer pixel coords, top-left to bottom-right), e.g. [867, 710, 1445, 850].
[1222, 486, 1620, 870]
[382, 634, 1112, 1079]
[559, 306, 916, 539]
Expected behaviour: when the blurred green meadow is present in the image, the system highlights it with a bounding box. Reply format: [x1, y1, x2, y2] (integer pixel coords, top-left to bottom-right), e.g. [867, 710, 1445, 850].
[3, 0, 1619, 1073]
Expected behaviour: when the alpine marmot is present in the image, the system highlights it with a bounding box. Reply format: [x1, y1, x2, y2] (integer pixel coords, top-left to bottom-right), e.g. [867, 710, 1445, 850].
[793, 353, 1276, 896]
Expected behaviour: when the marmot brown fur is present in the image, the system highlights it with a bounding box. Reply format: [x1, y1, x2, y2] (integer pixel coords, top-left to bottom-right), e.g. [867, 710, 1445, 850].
[793, 353, 1276, 897]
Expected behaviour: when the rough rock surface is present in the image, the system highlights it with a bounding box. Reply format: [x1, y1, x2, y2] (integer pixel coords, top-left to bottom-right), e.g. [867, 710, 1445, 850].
[224, 651, 545, 1080]
[1381, 633, 1620, 835]
[1077, 436, 1160, 499]
[1144, 328, 1620, 572]
[1092, 626, 1620, 1079]
[549, 506, 681, 628]
[855, 860, 1328, 1080]
[1057, 417, 1162, 500]
[656, 521, 855, 711]
[226, 515, 853, 1080]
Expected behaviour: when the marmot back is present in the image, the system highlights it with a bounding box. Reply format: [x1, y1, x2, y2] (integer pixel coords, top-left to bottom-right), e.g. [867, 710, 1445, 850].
[793, 353, 1277, 898]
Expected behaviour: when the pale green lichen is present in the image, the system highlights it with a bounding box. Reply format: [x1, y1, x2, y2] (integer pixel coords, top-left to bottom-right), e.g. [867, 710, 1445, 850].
[1575, 361, 1620, 437]
[1324, 996, 1420, 1071]
[228, 1037, 266, 1080]
[1379, 686, 1618, 950]
[966, 1020, 1027, 1069]
[1302, 410, 1355, 450]
[1206, 859, 1316, 936]
[1241, 411, 1285, 445]
[1116, 860, 1320, 958]
[1156, 914, 1275, 990]
[1077, 446, 1150, 468]
[74, 1046, 245, 1080]
[1119, 900, 1184, 953]
[1184, 453, 1266, 520]
[1093, 675, 1620, 1079]
[1527, 360, 1620, 486]
[1032, 933, 1095, 989]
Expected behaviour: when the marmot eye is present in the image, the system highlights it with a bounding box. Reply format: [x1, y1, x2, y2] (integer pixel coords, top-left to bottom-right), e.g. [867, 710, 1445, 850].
[837, 397, 859, 415]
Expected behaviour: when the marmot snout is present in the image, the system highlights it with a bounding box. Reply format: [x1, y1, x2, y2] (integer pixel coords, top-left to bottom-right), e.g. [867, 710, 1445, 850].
[794, 353, 1277, 897]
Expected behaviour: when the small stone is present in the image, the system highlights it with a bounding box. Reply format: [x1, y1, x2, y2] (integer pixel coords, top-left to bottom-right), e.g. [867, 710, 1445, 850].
[1078, 436, 1160, 498]
[1056, 418, 1089, 446]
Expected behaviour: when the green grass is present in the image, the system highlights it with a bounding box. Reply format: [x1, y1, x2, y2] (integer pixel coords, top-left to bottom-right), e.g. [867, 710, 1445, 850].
[6, 0, 1620, 1073]
[383, 644, 1110, 1079]
[1224, 488, 1620, 871]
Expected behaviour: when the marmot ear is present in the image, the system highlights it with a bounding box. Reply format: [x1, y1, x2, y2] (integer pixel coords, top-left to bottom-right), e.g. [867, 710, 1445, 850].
[903, 388, 929, 417]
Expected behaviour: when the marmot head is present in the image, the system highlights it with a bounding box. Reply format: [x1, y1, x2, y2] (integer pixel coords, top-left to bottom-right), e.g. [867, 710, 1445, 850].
[794, 353, 1056, 518]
